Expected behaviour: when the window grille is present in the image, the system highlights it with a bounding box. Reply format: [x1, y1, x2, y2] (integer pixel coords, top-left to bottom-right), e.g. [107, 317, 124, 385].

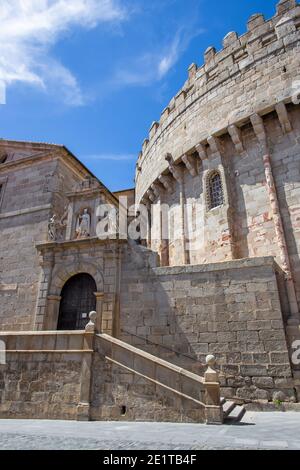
[209, 172, 224, 209]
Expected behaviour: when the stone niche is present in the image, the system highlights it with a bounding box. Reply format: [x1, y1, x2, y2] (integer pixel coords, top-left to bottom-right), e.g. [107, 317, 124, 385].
[65, 177, 107, 241]
[35, 177, 124, 334]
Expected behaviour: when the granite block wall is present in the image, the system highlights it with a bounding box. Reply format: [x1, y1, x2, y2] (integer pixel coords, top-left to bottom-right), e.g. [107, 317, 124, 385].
[120, 251, 296, 402]
[0, 332, 87, 420]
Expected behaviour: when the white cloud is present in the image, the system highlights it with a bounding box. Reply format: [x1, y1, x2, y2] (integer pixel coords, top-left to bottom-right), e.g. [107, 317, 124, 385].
[158, 32, 182, 78]
[84, 153, 136, 161]
[113, 26, 204, 87]
[0, 0, 127, 105]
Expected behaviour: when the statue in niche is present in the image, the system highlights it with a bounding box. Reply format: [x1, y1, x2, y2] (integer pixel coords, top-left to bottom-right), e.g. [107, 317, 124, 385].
[48, 207, 68, 241]
[48, 214, 57, 241]
[76, 208, 91, 239]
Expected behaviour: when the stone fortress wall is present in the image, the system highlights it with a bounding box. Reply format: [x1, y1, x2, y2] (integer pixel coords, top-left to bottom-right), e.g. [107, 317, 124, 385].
[135, 1, 300, 295]
[119, 249, 298, 403]
[136, 0, 300, 198]
[0, 142, 85, 331]
[121, 0, 300, 404]
[0, 0, 300, 421]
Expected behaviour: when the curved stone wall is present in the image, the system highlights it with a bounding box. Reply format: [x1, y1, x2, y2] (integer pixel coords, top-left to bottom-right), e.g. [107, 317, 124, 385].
[134, 1, 300, 319]
[136, 0, 300, 202]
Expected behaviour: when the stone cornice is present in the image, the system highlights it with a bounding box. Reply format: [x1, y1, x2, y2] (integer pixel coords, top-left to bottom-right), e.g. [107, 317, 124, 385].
[152, 256, 277, 276]
[137, 100, 298, 204]
[66, 187, 105, 199]
[36, 237, 127, 253]
[0, 204, 52, 220]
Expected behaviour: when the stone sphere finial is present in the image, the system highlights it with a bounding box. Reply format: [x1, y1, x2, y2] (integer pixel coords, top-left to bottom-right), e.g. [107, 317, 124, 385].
[85, 311, 97, 332]
[89, 311, 97, 322]
[206, 354, 216, 367]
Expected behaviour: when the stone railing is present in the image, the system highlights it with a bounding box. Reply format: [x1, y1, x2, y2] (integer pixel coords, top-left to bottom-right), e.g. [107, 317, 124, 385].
[0, 313, 222, 423]
[0, 330, 93, 352]
[0, 319, 96, 421]
[96, 333, 223, 424]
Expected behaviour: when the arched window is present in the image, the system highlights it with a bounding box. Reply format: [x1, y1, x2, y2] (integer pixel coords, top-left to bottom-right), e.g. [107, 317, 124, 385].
[208, 171, 224, 209]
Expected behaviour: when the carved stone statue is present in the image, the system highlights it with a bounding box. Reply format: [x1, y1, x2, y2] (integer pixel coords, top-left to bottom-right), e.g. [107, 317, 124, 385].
[76, 208, 91, 239]
[48, 215, 57, 241]
[48, 210, 68, 242]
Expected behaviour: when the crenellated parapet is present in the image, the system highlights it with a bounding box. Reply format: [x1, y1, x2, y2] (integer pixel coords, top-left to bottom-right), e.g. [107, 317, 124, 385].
[135, 0, 300, 203]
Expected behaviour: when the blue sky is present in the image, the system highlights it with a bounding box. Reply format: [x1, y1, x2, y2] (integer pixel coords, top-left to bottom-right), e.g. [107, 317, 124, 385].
[0, 0, 278, 191]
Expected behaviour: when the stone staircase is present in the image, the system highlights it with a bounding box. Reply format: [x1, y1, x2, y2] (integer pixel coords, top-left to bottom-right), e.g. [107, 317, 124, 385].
[95, 332, 248, 425]
[95, 333, 224, 424]
[221, 397, 246, 423]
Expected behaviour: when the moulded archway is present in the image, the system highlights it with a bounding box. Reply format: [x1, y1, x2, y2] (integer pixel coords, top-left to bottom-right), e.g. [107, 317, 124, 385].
[44, 261, 105, 331]
[57, 273, 97, 330]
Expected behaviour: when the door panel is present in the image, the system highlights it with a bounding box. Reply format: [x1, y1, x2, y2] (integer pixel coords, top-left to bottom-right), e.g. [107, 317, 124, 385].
[57, 274, 97, 330]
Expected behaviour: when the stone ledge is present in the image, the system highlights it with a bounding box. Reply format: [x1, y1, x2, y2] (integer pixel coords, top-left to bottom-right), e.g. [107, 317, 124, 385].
[0, 330, 88, 336]
[245, 402, 300, 412]
[4, 349, 93, 353]
[0, 284, 18, 293]
[36, 237, 127, 251]
[0, 204, 51, 219]
[151, 256, 276, 276]
[98, 333, 205, 384]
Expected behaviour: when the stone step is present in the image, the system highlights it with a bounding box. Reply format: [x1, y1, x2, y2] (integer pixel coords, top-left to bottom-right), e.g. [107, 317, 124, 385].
[220, 397, 226, 406]
[222, 400, 236, 418]
[225, 405, 246, 423]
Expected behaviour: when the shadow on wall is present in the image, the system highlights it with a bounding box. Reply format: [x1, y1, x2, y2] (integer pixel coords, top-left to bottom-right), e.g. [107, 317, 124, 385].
[120, 241, 201, 374]
[119, 244, 296, 402]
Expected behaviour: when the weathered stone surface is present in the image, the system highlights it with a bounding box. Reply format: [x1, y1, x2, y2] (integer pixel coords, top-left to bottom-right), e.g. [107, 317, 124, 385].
[1, 1, 300, 420]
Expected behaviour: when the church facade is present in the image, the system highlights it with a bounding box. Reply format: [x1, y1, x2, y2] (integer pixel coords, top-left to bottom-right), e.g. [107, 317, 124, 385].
[0, 0, 300, 422]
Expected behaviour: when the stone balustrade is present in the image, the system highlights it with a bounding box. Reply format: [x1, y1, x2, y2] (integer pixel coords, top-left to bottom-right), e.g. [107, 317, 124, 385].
[0, 321, 223, 424]
[96, 333, 223, 424]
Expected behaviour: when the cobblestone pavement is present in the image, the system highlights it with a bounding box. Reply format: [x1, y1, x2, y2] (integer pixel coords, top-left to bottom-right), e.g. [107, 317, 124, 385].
[0, 412, 300, 450]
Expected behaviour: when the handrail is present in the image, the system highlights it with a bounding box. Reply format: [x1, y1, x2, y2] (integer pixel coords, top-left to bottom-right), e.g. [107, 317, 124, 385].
[96, 333, 205, 384]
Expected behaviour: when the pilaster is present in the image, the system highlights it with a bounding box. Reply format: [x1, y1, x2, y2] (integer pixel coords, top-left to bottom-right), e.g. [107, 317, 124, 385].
[250, 113, 299, 323]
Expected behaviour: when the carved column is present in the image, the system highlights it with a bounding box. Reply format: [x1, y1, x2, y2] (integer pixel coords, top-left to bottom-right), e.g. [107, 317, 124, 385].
[148, 187, 163, 256]
[65, 199, 74, 240]
[77, 329, 94, 421]
[142, 198, 152, 249]
[45, 295, 61, 330]
[152, 182, 169, 267]
[166, 154, 188, 265]
[94, 292, 104, 333]
[34, 249, 55, 331]
[198, 137, 236, 262]
[204, 355, 223, 424]
[251, 113, 299, 323]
